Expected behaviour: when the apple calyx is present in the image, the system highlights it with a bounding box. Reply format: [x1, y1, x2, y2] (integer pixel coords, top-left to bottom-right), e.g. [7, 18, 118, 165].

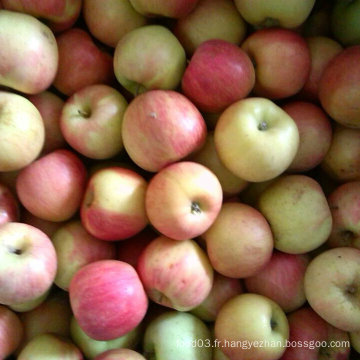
[8, 246, 23, 255]
[77, 108, 91, 118]
[258, 120, 269, 131]
[270, 317, 278, 331]
[340, 229, 356, 246]
[191, 201, 202, 215]
[256, 17, 280, 29]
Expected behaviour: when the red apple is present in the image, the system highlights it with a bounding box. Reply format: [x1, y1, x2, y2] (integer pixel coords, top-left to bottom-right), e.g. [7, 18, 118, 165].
[145, 161, 223, 241]
[16, 149, 87, 222]
[181, 39, 255, 113]
[241, 28, 311, 99]
[69, 260, 148, 341]
[122, 90, 207, 172]
[53, 28, 115, 96]
[319, 45, 360, 128]
[137, 236, 214, 311]
[0, 182, 19, 226]
[80, 166, 148, 241]
[281, 101, 332, 173]
[245, 251, 310, 313]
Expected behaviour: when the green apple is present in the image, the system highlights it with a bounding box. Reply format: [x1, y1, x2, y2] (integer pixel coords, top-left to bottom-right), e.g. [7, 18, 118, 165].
[113, 25, 186, 95]
[331, 0, 360, 46]
[143, 311, 212, 360]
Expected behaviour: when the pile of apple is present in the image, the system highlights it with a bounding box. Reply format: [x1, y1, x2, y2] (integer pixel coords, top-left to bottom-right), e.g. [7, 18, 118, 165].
[1, 0, 360, 359]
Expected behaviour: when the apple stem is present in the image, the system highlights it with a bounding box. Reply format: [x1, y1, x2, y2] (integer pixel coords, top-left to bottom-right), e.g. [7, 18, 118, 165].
[8, 247, 22, 255]
[78, 109, 91, 118]
[191, 201, 202, 215]
[270, 318, 277, 330]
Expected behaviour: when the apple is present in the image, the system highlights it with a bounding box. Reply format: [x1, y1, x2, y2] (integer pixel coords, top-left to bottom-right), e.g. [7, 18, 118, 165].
[0, 222, 57, 306]
[190, 132, 248, 198]
[69, 259, 148, 341]
[137, 236, 214, 311]
[53, 28, 115, 96]
[0, 10, 58, 94]
[214, 293, 289, 360]
[28, 91, 67, 155]
[60, 84, 128, 160]
[318, 45, 360, 128]
[17, 333, 83, 360]
[234, 0, 315, 28]
[241, 28, 311, 99]
[245, 251, 310, 313]
[327, 181, 360, 249]
[113, 25, 186, 95]
[321, 124, 360, 182]
[299, 36, 343, 102]
[0, 91, 45, 172]
[173, 0, 247, 56]
[83, 0, 148, 48]
[0, 182, 19, 226]
[0, 305, 23, 359]
[16, 149, 87, 222]
[122, 90, 207, 172]
[128, 0, 199, 18]
[145, 161, 222, 240]
[304, 247, 360, 332]
[181, 39, 255, 113]
[331, 0, 360, 46]
[280, 306, 351, 360]
[95, 348, 146, 360]
[281, 101, 332, 173]
[258, 174, 332, 254]
[1, 0, 82, 33]
[214, 97, 299, 182]
[191, 272, 244, 322]
[203, 202, 273, 279]
[70, 316, 142, 360]
[52, 220, 117, 290]
[143, 311, 212, 360]
[80, 166, 148, 241]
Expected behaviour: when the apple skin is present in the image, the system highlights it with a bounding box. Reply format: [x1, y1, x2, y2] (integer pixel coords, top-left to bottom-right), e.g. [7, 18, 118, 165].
[69, 260, 148, 341]
[0, 183, 19, 226]
[122, 90, 207, 172]
[128, 0, 199, 18]
[214, 97, 299, 182]
[181, 39, 255, 113]
[113, 25, 186, 95]
[245, 251, 310, 313]
[318, 45, 360, 128]
[304, 247, 360, 332]
[28, 91, 67, 155]
[80, 166, 148, 241]
[190, 132, 248, 198]
[298, 36, 343, 102]
[327, 181, 360, 249]
[1, 0, 82, 33]
[241, 28, 311, 99]
[234, 0, 315, 28]
[53, 28, 115, 96]
[16, 149, 87, 222]
[94, 348, 146, 360]
[143, 311, 212, 360]
[281, 101, 332, 173]
[0, 10, 58, 94]
[173, 0, 247, 56]
[137, 236, 214, 312]
[258, 175, 332, 254]
[321, 125, 360, 182]
[214, 293, 289, 360]
[52, 220, 117, 291]
[60, 84, 128, 160]
[70, 316, 142, 360]
[145, 161, 222, 241]
[331, 0, 360, 46]
[0, 222, 57, 306]
[280, 306, 351, 360]
[0, 305, 23, 359]
[0, 91, 45, 172]
[191, 272, 244, 322]
[203, 202, 273, 279]
[17, 333, 83, 360]
[83, 0, 147, 48]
